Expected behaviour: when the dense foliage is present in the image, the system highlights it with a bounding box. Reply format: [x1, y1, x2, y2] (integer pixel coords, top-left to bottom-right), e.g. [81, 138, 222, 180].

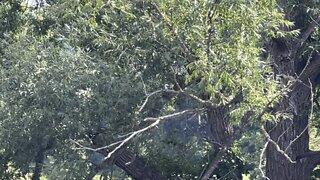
[1, 0, 320, 179]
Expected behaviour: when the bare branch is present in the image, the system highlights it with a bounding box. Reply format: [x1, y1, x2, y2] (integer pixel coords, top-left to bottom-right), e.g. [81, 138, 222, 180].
[296, 57, 312, 82]
[144, 108, 204, 121]
[104, 119, 160, 160]
[117, 131, 134, 139]
[71, 139, 94, 151]
[104, 108, 205, 161]
[217, 167, 237, 180]
[138, 88, 216, 114]
[294, 53, 320, 91]
[137, 89, 163, 113]
[71, 139, 122, 152]
[94, 141, 123, 152]
[259, 141, 270, 180]
[261, 126, 296, 163]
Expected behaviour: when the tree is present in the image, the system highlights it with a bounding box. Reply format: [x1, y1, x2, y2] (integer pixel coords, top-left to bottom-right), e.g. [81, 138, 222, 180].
[2, 0, 320, 180]
[264, 0, 320, 179]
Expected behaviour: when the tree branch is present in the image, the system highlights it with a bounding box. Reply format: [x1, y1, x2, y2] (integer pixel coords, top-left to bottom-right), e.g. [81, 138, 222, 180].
[72, 108, 204, 165]
[138, 88, 216, 113]
[259, 141, 270, 180]
[296, 54, 320, 84]
[137, 89, 163, 113]
[297, 16, 320, 48]
[261, 126, 296, 163]
[296, 151, 320, 161]
[104, 108, 205, 161]
[200, 147, 227, 180]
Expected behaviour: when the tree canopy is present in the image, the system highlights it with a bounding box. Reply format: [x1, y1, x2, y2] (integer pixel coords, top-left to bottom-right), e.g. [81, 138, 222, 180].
[1, 0, 320, 179]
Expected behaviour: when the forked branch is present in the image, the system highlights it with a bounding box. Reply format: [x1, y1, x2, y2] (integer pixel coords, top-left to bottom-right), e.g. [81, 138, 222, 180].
[261, 126, 296, 163]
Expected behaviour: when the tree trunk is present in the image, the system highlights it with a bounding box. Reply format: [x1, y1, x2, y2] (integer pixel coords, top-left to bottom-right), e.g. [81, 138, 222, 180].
[264, 74, 320, 179]
[265, 12, 320, 178]
[31, 149, 45, 180]
[265, 84, 315, 180]
[200, 148, 226, 180]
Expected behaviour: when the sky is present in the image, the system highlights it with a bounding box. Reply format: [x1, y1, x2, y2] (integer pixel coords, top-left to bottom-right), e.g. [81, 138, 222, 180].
[25, 0, 48, 7]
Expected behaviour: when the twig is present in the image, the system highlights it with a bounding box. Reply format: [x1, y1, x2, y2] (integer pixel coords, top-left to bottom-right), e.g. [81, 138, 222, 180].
[206, 6, 214, 63]
[296, 57, 312, 83]
[137, 89, 163, 113]
[217, 167, 236, 180]
[138, 88, 216, 114]
[139, 75, 147, 95]
[276, 122, 292, 143]
[199, 158, 209, 180]
[71, 139, 122, 152]
[261, 126, 296, 163]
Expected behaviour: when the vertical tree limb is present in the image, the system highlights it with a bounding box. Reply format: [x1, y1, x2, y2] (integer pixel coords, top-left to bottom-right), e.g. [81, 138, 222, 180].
[200, 147, 227, 180]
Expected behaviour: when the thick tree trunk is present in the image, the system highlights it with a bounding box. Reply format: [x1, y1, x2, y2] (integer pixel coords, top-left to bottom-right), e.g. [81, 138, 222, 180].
[265, 22, 320, 178]
[265, 84, 315, 180]
[264, 71, 320, 179]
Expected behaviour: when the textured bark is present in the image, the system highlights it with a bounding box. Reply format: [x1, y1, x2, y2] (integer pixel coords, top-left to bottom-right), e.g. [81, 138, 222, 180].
[265, 13, 320, 178]
[113, 148, 164, 180]
[264, 81, 320, 179]
[91, 130, 164, 180]
[201, 105, 239, 179]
